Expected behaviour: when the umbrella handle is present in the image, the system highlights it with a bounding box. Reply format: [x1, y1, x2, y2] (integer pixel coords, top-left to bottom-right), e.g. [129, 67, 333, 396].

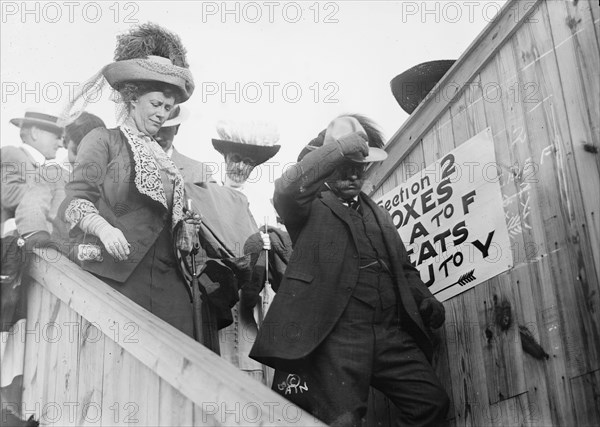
[264, 222, 270, 286]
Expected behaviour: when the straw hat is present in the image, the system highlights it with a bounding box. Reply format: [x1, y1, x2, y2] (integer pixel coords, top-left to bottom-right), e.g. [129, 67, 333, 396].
[212, 121, 280, 166]
[10, 108, 65, 134]
[298, 115, 387, 163]
[162, 105, 190, 128]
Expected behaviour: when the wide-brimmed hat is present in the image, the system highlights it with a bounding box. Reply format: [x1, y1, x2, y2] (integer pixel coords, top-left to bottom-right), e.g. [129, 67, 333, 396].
[212, 140, 281, 166]
[102, 23, 194, 103]
[212, 121, 280, 166]
[298, 116, 388, 163]
[10, 108, 65, 134]
[390, 60, 455, 114]
[163, 105, 189, 128]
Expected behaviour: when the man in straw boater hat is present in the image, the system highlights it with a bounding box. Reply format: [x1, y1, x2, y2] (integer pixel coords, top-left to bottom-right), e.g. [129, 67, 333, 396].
[57, 23, 202, 337]
[250, 114, 449, 426]
[0, 108, 62, 427]
[155, 105, 215, 184]
[1, 109, 65, 236]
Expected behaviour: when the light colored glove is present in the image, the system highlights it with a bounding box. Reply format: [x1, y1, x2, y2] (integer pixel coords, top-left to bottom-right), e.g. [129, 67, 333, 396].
[260, 231, 271, 250]
[79, 213, 130, 261]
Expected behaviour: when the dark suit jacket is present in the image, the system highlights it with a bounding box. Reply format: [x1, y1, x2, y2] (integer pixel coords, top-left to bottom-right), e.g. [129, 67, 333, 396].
[250, 141, 436, 372]
[59, 127, 169, 283]
[171, 147, 215, 184]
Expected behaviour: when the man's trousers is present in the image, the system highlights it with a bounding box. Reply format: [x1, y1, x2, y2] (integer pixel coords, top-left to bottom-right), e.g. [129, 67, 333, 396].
[276, 273, 450, 426]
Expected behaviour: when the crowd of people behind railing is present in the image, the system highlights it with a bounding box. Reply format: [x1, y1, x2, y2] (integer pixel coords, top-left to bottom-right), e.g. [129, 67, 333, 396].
[1, 23, 449, 427]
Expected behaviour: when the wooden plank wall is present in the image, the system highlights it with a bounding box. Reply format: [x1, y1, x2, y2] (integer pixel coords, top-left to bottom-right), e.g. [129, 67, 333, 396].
[367, 1, 599, 425]
[18, 250, 324, 426]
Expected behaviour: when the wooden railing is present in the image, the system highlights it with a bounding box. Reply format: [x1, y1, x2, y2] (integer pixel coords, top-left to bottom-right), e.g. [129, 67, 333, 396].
[18, 248, 324, 426]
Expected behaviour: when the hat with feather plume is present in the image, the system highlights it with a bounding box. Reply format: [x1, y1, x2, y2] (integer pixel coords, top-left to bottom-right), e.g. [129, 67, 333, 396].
[212, 121, 281, 166]
[102, 23, 194, 103]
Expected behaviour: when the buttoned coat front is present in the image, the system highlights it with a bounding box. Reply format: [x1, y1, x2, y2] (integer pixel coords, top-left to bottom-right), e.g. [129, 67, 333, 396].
[59, 127, 170, 283]
[250, 143, 436, 372]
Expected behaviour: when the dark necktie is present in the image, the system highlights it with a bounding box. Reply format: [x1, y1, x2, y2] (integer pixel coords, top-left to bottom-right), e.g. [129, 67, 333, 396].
[344, 198, 361, 212]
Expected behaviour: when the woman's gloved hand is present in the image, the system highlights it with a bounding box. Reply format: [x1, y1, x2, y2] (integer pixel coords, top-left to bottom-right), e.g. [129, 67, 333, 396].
[98, 225, 131, 261]
[79, 213, 130, 261]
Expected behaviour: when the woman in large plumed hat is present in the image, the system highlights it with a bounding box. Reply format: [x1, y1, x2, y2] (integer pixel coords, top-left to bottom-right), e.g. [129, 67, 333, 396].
[58, 23, 196, 335]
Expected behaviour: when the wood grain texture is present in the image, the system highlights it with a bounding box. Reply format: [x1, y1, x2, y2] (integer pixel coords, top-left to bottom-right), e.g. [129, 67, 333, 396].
[50, 298, 80, 426]
[445, 290, 492, 426]
[570, 369, 600, 427]
[25, 250, 324, 426]
[518, 0, 599, 378]
[365, 2, 599, 425]
[368, 0, 544, 191]
[489, 392, 533, 427]
[21, 281, 44, 421]
[159, 378, 194, 426]
[76, 318, 105, 426]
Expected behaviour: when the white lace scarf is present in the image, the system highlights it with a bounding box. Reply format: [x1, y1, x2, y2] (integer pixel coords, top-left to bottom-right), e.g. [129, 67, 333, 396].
[119, 124, 185, 229]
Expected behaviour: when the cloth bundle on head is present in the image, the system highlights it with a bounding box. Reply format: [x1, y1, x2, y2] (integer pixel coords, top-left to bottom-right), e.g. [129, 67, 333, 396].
[297, 114, 387, 163]
[62, 22, 194, 124]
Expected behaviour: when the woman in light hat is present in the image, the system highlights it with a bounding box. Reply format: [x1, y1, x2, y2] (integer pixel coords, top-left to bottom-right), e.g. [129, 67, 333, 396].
[59, 23, 196, 335]
[212, 121, 281, 190]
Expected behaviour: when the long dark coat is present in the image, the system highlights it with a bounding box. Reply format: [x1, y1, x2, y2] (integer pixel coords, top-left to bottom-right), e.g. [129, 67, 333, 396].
[250, 142, 436, 372]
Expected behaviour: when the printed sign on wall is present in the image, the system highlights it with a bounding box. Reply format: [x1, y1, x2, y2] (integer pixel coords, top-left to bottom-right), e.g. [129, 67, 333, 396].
[376, 128, 512, 301]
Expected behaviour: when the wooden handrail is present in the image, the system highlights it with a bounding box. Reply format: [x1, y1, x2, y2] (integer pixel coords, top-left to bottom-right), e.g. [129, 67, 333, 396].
[27, 248, 324, 426]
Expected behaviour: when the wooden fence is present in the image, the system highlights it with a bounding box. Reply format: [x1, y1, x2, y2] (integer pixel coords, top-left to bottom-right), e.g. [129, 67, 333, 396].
[17, 248, 324, 426]
[366, 0, 599, 425]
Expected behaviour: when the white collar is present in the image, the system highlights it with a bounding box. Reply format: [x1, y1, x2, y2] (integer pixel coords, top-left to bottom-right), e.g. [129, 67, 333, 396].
[166, 146, 174, 158]
[342, 196, 359, 207]
[22, 144, 46, 166]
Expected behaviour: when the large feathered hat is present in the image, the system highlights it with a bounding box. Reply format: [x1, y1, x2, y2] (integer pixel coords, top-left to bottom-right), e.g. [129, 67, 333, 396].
[212, 121, 281, 166]
[103, 23, 194, 103]
[61, 23, 195, 124]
